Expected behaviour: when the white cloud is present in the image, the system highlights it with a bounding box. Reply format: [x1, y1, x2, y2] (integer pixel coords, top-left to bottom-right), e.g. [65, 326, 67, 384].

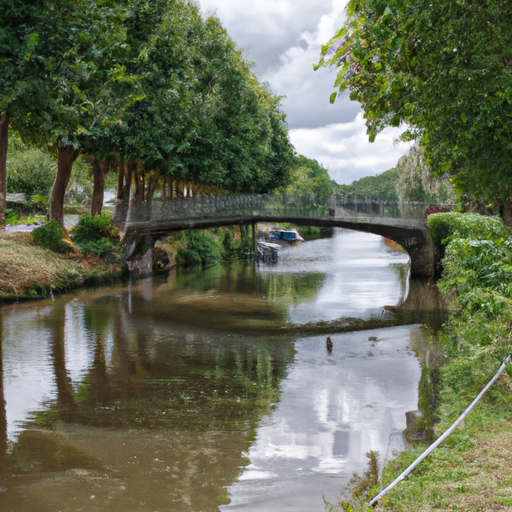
[198, 0, 412, 183]
[290, 114, 410, 184]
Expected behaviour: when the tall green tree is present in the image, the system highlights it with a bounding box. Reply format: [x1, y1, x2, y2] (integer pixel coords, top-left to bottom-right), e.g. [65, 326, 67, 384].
[0, 0, 51, 228]
[317, 0, 512, 221]
[286, 155, 334, 205]
[0, 0, 129, 226]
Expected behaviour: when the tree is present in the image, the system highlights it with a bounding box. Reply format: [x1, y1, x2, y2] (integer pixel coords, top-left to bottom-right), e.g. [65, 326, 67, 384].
[0, 0, 52, 229]
[336, 168, 399, 201]
[317, 0, 512, 221]
[109, 6, 294, 224]
[285, 155, 334, 205]
[394, 146, 456, 204]
[0, 0, 129, 226]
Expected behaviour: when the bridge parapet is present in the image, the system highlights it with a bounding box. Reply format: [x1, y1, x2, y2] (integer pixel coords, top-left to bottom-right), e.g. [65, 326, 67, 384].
[130, 194, 329, 223]
[127, 193, 453, 225]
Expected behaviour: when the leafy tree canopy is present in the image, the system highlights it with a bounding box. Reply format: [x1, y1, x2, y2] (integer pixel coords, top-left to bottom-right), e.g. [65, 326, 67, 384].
[317, 0, 512, 210]
[286, 155, 335, 205]
[336, 168, 398, 201]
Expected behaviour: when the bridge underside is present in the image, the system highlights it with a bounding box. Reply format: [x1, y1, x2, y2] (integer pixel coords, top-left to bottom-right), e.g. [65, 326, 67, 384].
[122, 215, 434, 278]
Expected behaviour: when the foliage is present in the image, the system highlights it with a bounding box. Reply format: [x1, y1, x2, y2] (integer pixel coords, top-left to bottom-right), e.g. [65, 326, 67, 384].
[5, 210, 45, 226]
[285, 155, 335, 205]
[176, 230, 224, 266]
[99, 2, 294, 195]
[394, 147, 455, 204]
[32, 221, 71, 253]
[336, 169, 398, 201]
[31, 194, 49, 209]
[6, 139, 56, 198]
[325, 451, 380, 511]
[1, 0, 130, 143]
[427, 212, 509, 245]
[317, 0, 512, 209]
[70, 214, 120, 259]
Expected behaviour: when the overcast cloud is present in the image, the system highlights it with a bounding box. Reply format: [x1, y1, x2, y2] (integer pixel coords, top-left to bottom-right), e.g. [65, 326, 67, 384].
[198, 0, 410, 184]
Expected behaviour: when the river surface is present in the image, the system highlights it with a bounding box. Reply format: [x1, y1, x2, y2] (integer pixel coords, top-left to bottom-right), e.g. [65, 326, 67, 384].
[0, 229, 442, 511]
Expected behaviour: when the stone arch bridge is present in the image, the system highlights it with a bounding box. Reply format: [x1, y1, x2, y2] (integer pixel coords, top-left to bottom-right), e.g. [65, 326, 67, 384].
[120, 194, 445, 278]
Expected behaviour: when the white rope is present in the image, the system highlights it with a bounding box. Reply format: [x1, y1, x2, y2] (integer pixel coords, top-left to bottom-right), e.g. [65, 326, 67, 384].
[369, 354, 511, 508]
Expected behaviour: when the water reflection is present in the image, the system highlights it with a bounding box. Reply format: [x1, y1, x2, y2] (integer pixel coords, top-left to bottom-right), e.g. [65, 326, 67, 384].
[0, 296, 295, 511]
[0, 230, 442, 511]
[0, 315, 6, 466]
[222, 326, 422, 511]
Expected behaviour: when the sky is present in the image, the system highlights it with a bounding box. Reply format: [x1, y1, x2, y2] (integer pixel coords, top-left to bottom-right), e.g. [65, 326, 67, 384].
[198, 0, 411, 185]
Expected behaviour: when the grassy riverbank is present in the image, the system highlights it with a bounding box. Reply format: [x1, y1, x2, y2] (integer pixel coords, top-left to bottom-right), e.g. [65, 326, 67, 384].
[0, 231, 124, 303]
[333, 213, 512, 511]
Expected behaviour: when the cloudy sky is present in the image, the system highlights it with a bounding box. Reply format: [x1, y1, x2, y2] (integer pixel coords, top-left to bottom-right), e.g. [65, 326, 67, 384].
[198, 0, 411, 184]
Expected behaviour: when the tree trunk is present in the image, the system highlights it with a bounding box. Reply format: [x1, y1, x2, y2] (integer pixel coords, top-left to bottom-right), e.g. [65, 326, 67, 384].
[0, 112, 9, 231]
[134, 159, 145, 202]
[146, 172, 159, 211]
[500, 199, 512, 226]
[90, 159, 109, 216]
[114, 161, 136, 225]
[132, 159, 148, 221]
[0, 315, 7, 465]
[49, 145, 79, 225]
[117, 156, 125, 202]
[113, 157, 133, 226]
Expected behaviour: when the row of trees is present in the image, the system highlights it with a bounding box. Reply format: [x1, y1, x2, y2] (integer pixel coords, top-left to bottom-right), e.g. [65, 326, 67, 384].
[317, 0, 512, 222]
[336, 146, 455, 203]
[0, 0, 296, 228]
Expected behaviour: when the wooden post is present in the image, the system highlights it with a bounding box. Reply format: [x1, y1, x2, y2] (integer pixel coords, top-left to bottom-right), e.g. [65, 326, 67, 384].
[252, 222, 257, 255]
[0, 112, 8, 231]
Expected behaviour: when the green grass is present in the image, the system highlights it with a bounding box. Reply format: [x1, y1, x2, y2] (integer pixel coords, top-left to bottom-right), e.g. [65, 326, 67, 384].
[0, 231, 123, 302]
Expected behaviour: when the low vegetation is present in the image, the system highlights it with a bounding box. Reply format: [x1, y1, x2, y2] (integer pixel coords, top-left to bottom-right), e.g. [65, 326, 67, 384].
[0, 214, 126, 303]
[327, 212, 512, 511]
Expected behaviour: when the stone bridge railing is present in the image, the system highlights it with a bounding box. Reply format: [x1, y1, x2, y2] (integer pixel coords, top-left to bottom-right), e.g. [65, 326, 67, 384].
[126, 193, 451, 225]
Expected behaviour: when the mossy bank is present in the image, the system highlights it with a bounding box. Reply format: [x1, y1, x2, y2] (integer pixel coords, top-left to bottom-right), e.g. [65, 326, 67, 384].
[0, 231, 124, 303]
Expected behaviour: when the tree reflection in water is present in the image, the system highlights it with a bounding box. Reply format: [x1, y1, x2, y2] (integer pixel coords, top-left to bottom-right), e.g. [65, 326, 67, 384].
[0, 314, 6, 467]
[0, 293, 295, 512]
[0, 232, 444, 511]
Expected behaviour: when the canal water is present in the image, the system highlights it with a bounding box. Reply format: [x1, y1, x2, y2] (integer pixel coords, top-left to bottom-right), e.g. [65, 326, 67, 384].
[0, 229, 442, 511]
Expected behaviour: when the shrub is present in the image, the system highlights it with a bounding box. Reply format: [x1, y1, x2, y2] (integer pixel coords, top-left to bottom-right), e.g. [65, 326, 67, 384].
[7, 146, 56, 197]
[70, 214, 120, 260]
[176, 230, 223, 265]
[6, 210, 19, 226]
[32, 222, 71, 253]
[427, 212, 509, 245]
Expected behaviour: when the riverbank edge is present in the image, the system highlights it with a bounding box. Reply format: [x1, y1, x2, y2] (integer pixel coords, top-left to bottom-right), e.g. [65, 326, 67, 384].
[0, 222, 328, 306]
[356, 213, 512, 512]
[0, 231, 126, 304]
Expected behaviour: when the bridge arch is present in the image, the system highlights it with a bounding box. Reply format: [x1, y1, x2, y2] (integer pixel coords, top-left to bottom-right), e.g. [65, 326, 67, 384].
[121, 213, 434, 278]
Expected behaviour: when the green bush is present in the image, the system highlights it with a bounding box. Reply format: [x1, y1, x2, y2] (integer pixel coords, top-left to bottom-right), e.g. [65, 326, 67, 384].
[427, 212, 509, 245]
[32, 222, 71, 253]
[7, 146, 56, 198]
[6, 210, 19, 226]
[70, 214, 120, 260]
[70, 214, 114, 244]
[176, 230, 223, 265]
